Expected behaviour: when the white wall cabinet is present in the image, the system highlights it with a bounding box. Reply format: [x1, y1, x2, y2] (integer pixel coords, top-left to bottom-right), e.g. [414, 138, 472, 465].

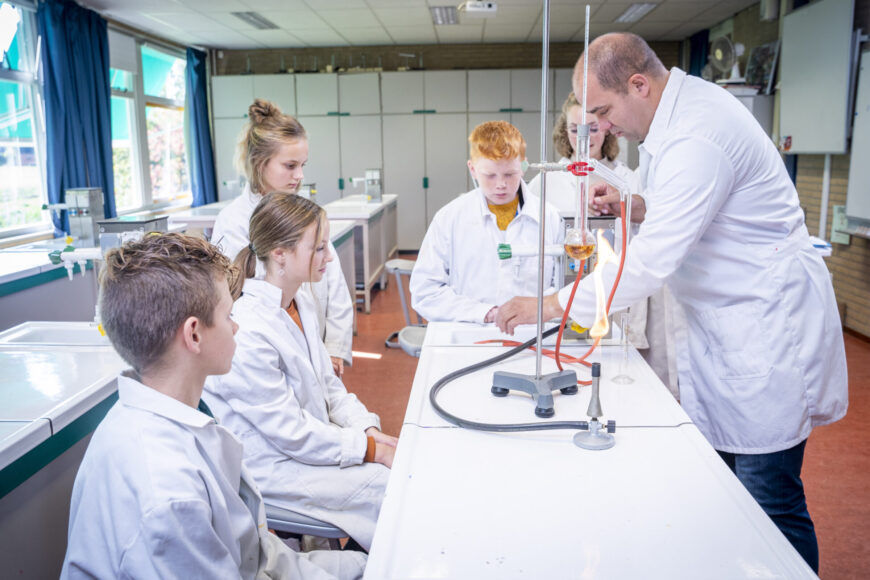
[297, 74, 339, 115]
[211, 68, 578, 248]
[339, 116, 383, 192]
[383, 115, 426, 248]
[424, 71, 466, 113]
[213, 117, 248, 200]
[425, 113, 469, 225]
[297, 116, 341, 205]
[381, 72, 424, 113]
[338, 73, 381, 114]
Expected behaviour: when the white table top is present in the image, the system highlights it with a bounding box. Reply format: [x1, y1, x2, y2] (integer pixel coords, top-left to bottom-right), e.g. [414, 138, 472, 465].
[328, 219, 356, 244]
[323, 194, 398, 220]
[367, 423, 815, 579]
[0, 345, 126, 431]
[0, 252, 61, 285]
[0, 419, 52, 471]
[365, 325, 816, 579]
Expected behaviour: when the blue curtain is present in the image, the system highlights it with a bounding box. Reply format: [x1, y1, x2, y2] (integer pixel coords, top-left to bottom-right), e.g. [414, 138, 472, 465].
[186, 47, 217, 207]
[688, 29, 709, 79]
[37, 0, 115, 235]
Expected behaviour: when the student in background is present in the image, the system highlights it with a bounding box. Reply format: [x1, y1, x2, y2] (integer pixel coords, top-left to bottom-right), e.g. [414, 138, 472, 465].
[212, 99, 353, 376]
[410, 120, 564, 323]
[61, 233, 364, 579]
[528, 92, 640, 212]
[205, 193, 395, 552]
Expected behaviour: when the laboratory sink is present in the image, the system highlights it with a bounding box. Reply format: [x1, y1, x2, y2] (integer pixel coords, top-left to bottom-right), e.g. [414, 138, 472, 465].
[0, 321, 112, 347]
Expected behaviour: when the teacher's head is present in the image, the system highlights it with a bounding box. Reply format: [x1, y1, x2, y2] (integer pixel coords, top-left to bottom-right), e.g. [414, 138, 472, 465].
[573, 33, 669, 142]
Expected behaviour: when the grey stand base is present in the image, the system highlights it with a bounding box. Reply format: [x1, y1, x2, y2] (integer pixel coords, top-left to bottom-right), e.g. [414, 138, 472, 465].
[573, 419, 615, 450]
[491, 369, 578, 418]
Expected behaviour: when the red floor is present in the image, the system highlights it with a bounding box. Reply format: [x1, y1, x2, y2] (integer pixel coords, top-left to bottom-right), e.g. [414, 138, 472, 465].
[343, 265, 870, 578]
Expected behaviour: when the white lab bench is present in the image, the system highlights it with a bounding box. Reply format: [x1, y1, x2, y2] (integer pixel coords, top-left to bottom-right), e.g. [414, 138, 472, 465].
[0, 244, 99, 332]
[166, 199, 232, 233]
[329, 219, 358, 334]
[323, 194, 398, 313]
[365, 324, 817, 579]
[0, 335, 126, 577]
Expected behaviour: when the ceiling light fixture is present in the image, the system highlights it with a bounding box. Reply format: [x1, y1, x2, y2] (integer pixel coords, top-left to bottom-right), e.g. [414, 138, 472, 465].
[430, 6, 459, 26]
[615, 3, 658, 24]
[231, 12, 279, 30]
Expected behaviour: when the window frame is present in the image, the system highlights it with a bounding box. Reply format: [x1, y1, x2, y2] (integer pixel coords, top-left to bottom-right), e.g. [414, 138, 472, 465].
[0, 0, 49, 240]
[134, 41, 191, 212]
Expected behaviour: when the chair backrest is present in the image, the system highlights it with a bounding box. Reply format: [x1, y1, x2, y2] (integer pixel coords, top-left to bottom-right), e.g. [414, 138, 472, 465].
[265, 503, 345, 549]
[385, 258, 423, 326]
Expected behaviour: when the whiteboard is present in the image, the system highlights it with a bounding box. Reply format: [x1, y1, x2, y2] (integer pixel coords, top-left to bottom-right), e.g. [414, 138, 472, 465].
[779, 0, 854, 154]
[847, 50, 870, 221]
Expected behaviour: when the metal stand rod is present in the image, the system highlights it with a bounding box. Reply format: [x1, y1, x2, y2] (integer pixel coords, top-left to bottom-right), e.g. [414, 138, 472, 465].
[535, 0, 551, 380]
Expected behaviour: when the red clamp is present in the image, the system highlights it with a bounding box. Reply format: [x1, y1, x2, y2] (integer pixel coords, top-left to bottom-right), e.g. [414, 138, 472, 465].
[567, 161, 594, 176]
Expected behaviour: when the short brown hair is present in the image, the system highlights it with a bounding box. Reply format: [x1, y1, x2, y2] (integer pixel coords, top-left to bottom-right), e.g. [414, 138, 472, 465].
[553, 93, 619, 161]
[232, 192, 326, 297]
[577, 32, 667, 95]
[99, 233, 235, 373]
[238, 99, 307, 194]
[469, 120, 526, 162]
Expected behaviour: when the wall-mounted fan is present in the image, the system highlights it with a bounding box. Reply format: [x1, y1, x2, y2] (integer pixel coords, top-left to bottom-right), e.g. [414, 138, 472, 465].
[710, 36, 745, 83]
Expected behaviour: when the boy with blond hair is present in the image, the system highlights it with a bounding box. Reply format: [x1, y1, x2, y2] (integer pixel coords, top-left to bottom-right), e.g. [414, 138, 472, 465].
[410, 120, 564, 323]
[61, 233, 365, 579]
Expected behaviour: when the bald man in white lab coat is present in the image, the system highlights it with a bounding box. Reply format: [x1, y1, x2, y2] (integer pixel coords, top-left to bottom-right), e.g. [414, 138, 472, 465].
[497, 33, 847, 574]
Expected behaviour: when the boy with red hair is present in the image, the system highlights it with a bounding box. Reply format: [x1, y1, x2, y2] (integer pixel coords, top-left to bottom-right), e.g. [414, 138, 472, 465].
[410, 120, 564, 323]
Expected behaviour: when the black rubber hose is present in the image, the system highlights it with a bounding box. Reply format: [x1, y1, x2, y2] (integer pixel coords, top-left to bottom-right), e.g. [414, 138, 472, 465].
[428, 324, 590, 432]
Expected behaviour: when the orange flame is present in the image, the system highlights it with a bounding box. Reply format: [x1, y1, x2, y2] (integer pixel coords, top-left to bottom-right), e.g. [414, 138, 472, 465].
[589, 230, 617, 338]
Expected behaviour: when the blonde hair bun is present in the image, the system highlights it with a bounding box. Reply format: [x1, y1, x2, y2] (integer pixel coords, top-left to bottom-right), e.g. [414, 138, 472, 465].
[248, 98, 281, 125]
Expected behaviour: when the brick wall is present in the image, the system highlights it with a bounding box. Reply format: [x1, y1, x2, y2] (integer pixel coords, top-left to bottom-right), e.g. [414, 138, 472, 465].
[795, 155, 870, 337]
[214, 41, 681, 76]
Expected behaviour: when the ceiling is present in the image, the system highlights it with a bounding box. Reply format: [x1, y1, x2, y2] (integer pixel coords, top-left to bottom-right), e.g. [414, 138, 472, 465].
[77, 0, 760, 49]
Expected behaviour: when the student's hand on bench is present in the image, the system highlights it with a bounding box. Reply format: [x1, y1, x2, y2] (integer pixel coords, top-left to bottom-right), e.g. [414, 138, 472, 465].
[374, 442, 396, 469]
[484, 306, 499, 323]
[366, 427, 398, 448]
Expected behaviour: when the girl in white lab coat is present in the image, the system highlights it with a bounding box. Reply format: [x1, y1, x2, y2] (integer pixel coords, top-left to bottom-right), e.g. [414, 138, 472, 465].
[530, 93, 684, 397]
[212, 99, 354, 376]
[204, 192, 395, 552]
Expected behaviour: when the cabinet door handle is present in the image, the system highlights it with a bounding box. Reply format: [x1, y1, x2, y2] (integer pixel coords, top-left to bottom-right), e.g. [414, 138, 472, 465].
[339, 178, 344, 190]
[413, 109, 436, 114]
[423, 177, 429, 188]
[499, 108, 523, 113]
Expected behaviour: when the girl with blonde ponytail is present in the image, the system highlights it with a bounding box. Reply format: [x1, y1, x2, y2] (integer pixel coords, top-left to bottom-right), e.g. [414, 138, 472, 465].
[205, 192, 395, 553]
[212, 99, 354, 376]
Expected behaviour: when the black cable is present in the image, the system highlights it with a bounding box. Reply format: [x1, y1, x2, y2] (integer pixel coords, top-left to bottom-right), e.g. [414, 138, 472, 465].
[428, 324, 591, 432]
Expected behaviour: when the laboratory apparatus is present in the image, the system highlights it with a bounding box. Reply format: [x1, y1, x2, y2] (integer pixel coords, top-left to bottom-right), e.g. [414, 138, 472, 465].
[43, 188, 105, 246]
[429, 2, 633, 450]
[298, 183, 318, 202]
[347, 168, 383, 202]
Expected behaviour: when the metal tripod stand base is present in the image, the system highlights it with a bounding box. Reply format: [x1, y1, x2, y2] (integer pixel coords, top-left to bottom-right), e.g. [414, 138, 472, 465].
[491, 369, 578, 418]
[573, 419, 615, 450]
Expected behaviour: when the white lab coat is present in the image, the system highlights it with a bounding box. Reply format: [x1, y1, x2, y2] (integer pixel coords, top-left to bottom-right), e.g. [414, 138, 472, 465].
[558, 68, 848, 454]
[530, 156, 685, 394]
[204, 279, 388, 551]
[410, 182, 564, 323]
[61, 372, 365, 580]
[212, 185, 354, 364]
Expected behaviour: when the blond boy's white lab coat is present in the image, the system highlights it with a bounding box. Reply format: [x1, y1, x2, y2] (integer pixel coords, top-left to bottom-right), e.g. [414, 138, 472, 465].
[410, 182, 564, 323]
[204, 279, 388, 551]
[61, 372, 365, 580]
[212, 186, 354, 364]
[558, 68, 848, 454]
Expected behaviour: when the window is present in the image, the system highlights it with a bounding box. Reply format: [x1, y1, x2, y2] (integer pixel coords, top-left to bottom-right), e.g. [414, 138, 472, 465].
[141, 45, 189, 205]
[107, 40, 192, 214]
[0, 1, 46, 236]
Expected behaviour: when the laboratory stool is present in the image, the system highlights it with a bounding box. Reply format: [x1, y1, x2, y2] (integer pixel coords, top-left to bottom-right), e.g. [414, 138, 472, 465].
[384, 258, 426, 357]
[265, 503, 346, 550]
